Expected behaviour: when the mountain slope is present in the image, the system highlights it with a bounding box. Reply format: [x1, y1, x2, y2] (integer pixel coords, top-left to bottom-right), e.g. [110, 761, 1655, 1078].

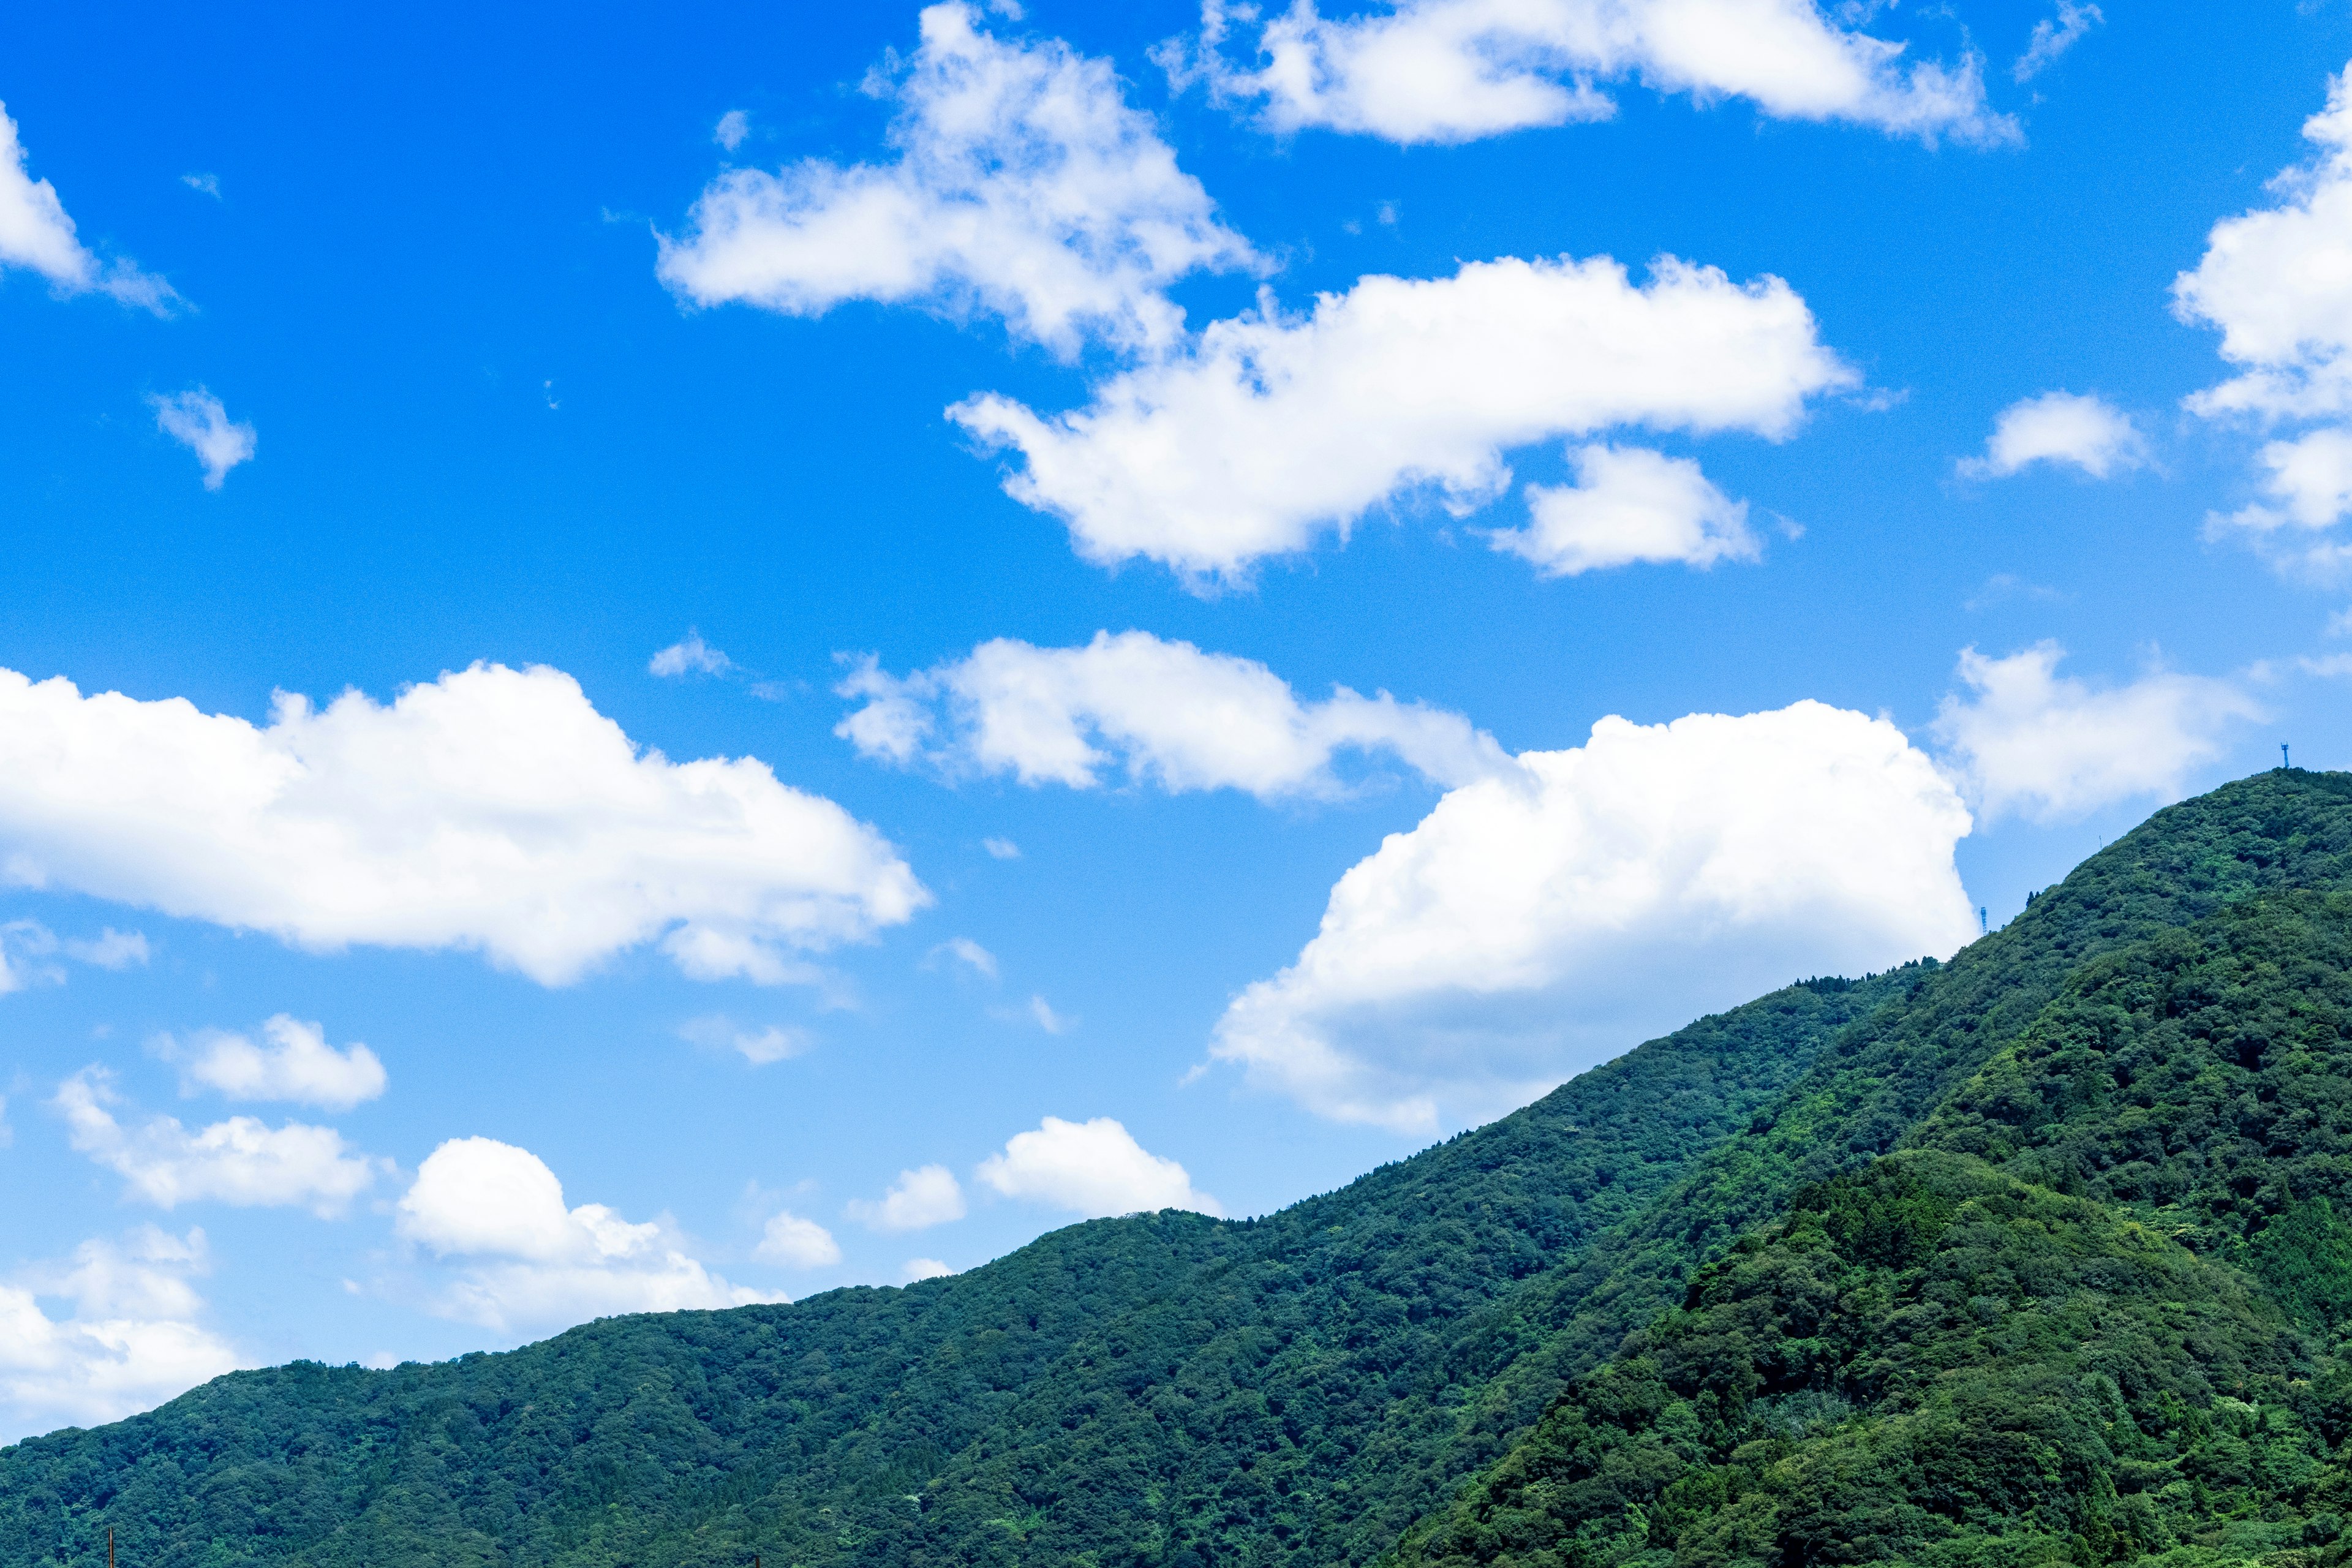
[1396, 795, 2352, 1567]
[12, 769, 2352, 1568]
[0, 958, 1896, 1568]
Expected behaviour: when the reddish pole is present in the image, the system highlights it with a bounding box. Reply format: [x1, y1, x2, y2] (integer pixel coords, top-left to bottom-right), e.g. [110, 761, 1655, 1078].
[107, 1529, 113, 1568]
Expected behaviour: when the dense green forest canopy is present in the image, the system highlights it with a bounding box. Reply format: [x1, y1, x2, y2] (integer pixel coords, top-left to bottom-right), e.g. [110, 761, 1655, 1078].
[13, 769, 2352, 1568]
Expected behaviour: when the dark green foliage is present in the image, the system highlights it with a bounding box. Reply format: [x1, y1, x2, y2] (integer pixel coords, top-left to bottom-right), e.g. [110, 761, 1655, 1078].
[1394, 1153, 2320, 1568]
[0, 962, 1893, 1568]
[1785, 1160, 1954, 1270]
[1388, 775, 2352, 1568]
[2247, 1199, 2352, 1330]
[18, 769, 2352, 1568]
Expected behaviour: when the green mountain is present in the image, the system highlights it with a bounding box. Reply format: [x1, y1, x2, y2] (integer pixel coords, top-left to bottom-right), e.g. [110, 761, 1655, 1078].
[11, 769, 2352, 1568]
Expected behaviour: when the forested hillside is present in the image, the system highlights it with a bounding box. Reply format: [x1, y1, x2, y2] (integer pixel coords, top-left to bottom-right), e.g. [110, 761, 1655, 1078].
[10, 769, 2352, 1568]
[1398, 881, 2352, 1566]
[0, 952, 1900, 1568]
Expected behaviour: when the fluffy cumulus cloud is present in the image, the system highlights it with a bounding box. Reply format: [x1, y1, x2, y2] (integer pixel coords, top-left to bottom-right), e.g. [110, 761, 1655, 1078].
[1931, 644, 2264, 823]
[951, 254, 1853, 583]
[839, 630, 1506, 797]
[156, 1015, 387, 1111]
[0, 662, 925, 987]
[755, 1210, 842, 1267]
[1490, 443, 1757, 577]
[0, 1227, 241, 1442]
[149, 390, 257, 490]
[658, 2, 1257, 358]
[1212, 701, 1977, 1132]
[1957, 391, 2146, 481]
[395, 1137, 777, 1331]
[847, 1164, 967, 1231]
[976, 1116, 1223, 1218]
[56, 1069, 388, 1216]
[0, 102, 175, 311]
[2176, 62, 2352, 574]
[1167, 0, 2005, 147]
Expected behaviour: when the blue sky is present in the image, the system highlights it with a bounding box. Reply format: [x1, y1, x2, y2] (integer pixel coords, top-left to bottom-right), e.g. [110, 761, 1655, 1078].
[4, 0, 2351, 1439]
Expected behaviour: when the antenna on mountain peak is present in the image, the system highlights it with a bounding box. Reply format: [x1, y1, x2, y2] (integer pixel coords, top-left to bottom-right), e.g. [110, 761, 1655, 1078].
[1980, 907, 1988, 935]
[2283, 742, 2292, 771]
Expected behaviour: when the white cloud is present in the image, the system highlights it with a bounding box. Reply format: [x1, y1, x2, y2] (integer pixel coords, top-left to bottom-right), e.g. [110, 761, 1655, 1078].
[755, 1210, 842, 1267]
[0, 1227, 241, 1442]
[902, 1257, 954, 1281]
[0, 103, 176, 311]
[1931, 643, 2264, 823]
[1212, 700, 1977, 1132]
[0, 921, 145, 995]
[950, 254, 1853, 584]
[678, 1013, 812, 1064]
[658, 2, 1259, 358]
[56, 1069, 388, 1216]
[933, 936, 999, 979]
[1167, 0, 2005, 148]
[181, 172, 221, 198]
[1027, 994, 1071, 1034]
[2203, 429, 2352, 579]
[395, 1137, 778, 1331]
[847, 1164, 966, 1231]
[649, 630, 734, 677]
[977, 1115, 1223, 1218]
[982, 836, 1022, 859]
[1490, 443, 1757, 577]
[714, 110, 751, 151]
[0, 919, 63, 995]
[157, 1015, 388, 1111]
[65, 927, 148, 969]
[2013, 1, 2100, 83]
[1956, 391, 2144, 480]
[149, 390, 257, 491]
[2176, 64, 2352, 424]
[0, 661, 926, 987]
[839, 630, 1508, 796]
[2176, 61, 2352, 573]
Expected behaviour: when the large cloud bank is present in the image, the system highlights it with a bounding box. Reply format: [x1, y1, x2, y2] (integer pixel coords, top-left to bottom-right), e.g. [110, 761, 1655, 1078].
[0, 1227, 240, 1443]
[395, 1137, 778, 1331]
[1212, 701, 1977, 1131]
[838, 630, 1506, 796]
[1170, 0, 2004, 147]
[1931, 644, 2263, 823]
[57, 1070, 388, 1217]
[0, 663, 925, 987]
[658, 2, 1256, 357]
[952, 254, 1852, 583]
[2176, 60, 2352, 575]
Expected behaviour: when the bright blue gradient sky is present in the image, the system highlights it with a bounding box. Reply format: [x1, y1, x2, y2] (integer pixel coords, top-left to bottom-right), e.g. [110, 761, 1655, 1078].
[4, 0, 2350, 1438]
